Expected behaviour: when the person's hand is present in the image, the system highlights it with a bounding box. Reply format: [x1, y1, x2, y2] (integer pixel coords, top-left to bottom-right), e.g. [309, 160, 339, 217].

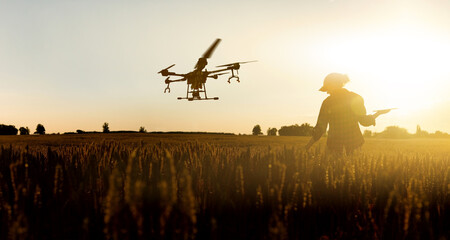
[305, 139, 314, 150]
[373, 108, 396, 118]
[305, 143, 311, 150]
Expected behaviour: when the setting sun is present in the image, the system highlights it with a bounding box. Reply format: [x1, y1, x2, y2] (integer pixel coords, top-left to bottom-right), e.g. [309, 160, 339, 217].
[311, 22, 450, 114]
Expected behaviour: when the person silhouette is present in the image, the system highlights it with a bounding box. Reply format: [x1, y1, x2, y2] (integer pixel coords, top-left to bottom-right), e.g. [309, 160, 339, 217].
[305, 73, 389, 154]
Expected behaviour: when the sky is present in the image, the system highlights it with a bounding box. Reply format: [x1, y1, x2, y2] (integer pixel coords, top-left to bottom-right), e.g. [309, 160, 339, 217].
[1, 0, 450, 134]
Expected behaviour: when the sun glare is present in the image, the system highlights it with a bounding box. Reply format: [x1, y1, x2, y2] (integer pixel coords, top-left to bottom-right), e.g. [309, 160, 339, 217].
[309, 24, 450, 114]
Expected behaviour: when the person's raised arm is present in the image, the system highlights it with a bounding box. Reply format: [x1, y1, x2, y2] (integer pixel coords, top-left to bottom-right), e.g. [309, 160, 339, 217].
[373, 109, 392, 118]
[352, 96, 376, 127]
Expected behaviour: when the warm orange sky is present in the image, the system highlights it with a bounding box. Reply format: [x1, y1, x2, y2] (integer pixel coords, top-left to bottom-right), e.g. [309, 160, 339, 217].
[1, 1, 449, 134]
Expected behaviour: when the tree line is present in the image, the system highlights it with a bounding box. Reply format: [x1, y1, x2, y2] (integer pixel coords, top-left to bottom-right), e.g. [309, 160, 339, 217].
[363, 125, 450, 139]
[0, 124, 45, 135]
[0, 122, 148, 135]
[0, 122, 448, 138]
[252, 124, 450, 138]
[252, 123, 314, 136]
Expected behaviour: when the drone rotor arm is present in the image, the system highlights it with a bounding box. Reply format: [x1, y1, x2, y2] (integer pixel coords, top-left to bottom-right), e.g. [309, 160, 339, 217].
[164, 77, 186, 93]
[207, 72, 228, 79]
[161, 71, 185, 76]
[165, 77, 186, 83]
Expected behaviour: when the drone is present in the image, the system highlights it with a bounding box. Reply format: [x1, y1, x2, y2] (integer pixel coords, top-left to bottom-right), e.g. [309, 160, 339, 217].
[158, 38, 256, 101]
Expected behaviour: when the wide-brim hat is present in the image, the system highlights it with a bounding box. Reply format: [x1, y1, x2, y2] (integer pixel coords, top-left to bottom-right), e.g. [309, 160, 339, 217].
[319, 73, 350, 92]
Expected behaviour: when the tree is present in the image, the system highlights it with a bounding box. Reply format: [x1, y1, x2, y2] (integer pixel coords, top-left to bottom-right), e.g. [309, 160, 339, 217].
[267, 128, 277, 136]
[415, 125, 429, 137]
[0, 124, 18, 135]
[103, 122, 110, 133]
[76, 129, 85, 134]
[433, 131, 449, 138]
[278, 123, 313, 136]
[298, 123, 314, 136]
[379, 126, 410, 139]
[19, 127, 30, 135]
[139, 126, 147, 133]
[35, 124, 46, 135]
[252, 125, 262, 135]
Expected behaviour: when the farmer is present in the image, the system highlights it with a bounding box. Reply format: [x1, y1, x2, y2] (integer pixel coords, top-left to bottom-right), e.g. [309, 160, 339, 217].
[305, 73, 389, 154]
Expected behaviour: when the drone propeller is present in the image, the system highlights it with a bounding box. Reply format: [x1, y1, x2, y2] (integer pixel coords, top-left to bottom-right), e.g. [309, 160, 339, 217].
[158, 64, 175, 74]
[203, 38, 221, 59]
[195, 39, 222, 70]
[216, 60, 257, 68]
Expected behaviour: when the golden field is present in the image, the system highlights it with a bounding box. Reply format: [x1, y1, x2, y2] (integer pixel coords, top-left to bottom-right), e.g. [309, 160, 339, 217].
[0, 133, 449, 239]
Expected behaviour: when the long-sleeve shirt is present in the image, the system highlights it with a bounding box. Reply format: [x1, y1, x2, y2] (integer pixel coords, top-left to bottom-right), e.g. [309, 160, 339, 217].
[312, 88, 375, 152]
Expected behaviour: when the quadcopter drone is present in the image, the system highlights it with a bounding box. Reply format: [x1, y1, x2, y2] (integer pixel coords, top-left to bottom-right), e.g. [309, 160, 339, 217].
[158, 38, 256, 101]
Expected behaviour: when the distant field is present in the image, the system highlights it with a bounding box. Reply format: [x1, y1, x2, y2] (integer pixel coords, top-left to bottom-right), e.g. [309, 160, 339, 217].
[2, 133, 449, 149]
[1, 134, 449, 239]
[0, 133, 312, 147]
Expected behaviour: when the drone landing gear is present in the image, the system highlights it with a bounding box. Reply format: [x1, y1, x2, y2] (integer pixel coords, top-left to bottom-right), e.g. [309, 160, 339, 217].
[177, 83, 219, 101]
[177, 96, 219, 101]
[178, 97, 219, 101]
[227, 69, 240, 83]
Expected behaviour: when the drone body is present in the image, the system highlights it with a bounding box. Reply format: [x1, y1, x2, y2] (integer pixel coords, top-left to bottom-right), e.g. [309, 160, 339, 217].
[158, 39, 255, 101]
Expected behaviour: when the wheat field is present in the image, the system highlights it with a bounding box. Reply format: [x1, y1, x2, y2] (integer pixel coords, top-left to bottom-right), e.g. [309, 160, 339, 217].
[0, 134, 449, 239]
